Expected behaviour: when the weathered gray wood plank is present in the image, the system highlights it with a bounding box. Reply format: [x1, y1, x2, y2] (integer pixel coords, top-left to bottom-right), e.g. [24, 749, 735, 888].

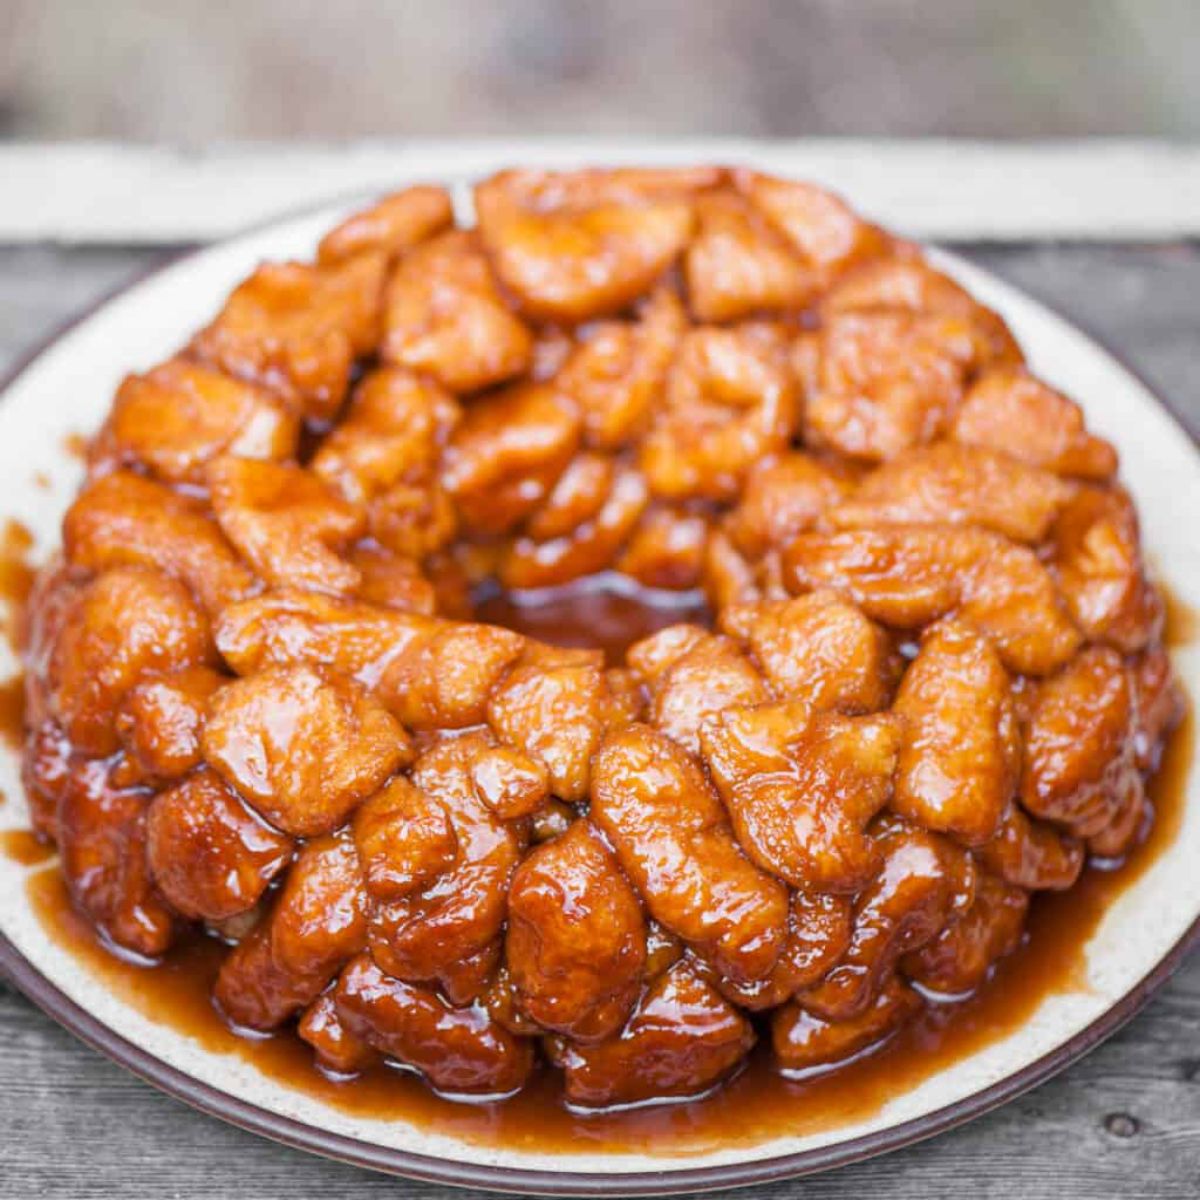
[1, 242, 1198, 1198]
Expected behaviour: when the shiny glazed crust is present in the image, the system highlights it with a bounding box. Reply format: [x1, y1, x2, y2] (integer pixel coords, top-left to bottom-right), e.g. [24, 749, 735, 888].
[20, 166, 1184, 1109]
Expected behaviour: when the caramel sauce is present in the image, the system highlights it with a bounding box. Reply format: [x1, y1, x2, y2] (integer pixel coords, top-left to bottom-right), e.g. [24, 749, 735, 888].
[0, 674, 26, 751]
[1164, 586, 1199, 648]
[0, 519, 35, 754]
[1, 828, 53, 865]
[0, 518, 36, 654]
[473, 573, 710, 665]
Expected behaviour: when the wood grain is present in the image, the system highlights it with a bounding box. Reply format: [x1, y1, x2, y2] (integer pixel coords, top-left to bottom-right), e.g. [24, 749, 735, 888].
[0, 242, 1197, 1198]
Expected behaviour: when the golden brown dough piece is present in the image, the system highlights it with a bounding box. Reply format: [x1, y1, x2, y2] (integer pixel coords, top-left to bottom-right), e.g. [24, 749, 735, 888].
[213, 589, 430, 685]
[298, 990, 380, 1076]
[318, 184, 453, 265]
[640, 324, 799, 503]
[720, 591, 898, 714]
[617, 505, 711, 590]
[203, 664, 410, 836]
[475, 166, 718, 322]
[146, 768, 292, 920]
[805, 311, 991, 462]
[382, 230, 533, 393]
[1020, 646, 1143, 847]
[208, 457, 365, 595]
[487, 661, 608, 802]
[685, 188, 819, 322]
[443, 381, 581, 536]
[892, 619, 1020, 846]
[64, 471, 256, 615]
[591, 723, 789, 983]
[1051, 486, 1163, 653]
[952, 369, 1117, 480]
[726, 453, 855, 560]
[553, 286, 686, 451]
[1131, 646, 1186, 773]
[698, 889, 853, 1011]
[366, 734, 523, 1004]
[46, 566, 217, 757]
[827, 442, 1073, 543]
[734, 169, 891, 281]
[214, 833, 367, 1031]
[773, 976, 923, 1074]
[507, 821, 646, 1042]
[701, 699, 902, 893]
[335, 952, 534, 1097]
[58, 757, 176, 958]
[552, 961, 755, 1107]
[798, 819, 975, 1020]
[93, 358, 299, 486]
[628, 625, 770, 756]
[500, 460, 649, 590]
[115, 666, 226, 784]
[783, 525, 1081, 675]
[903, 870, 1028, 995]
[975, 803, 1085, 892]
[191, 252, 386, 422]
[821, 254, 1021, 362]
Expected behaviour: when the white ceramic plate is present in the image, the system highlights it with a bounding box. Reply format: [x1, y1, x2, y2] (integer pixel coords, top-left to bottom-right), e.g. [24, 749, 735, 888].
[0, 183, 1197, 1195]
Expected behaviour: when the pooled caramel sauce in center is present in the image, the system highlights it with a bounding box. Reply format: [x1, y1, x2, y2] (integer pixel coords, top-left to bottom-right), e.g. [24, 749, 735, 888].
[473, 571, 711, 665]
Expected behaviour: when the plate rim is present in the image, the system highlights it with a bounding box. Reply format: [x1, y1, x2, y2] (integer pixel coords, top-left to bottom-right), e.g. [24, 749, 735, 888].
[0, 190, 1197, 1196]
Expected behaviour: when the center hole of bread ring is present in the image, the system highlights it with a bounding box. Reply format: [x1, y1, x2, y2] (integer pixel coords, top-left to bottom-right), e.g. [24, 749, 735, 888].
[472, 570, 711, 665]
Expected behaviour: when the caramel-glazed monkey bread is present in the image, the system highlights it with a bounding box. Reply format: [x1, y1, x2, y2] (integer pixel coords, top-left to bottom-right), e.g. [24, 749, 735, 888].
[22, 166, 1185, 1109]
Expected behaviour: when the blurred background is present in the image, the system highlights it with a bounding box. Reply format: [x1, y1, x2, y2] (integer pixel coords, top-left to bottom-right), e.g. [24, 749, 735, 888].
[1, 0, 1197, 142]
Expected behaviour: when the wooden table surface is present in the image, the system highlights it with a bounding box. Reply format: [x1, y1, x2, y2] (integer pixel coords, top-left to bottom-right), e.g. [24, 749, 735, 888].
[1, 238, 1198, 1198]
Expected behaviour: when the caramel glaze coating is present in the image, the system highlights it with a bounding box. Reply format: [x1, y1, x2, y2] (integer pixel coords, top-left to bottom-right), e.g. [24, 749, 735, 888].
[365, 733, 524, 1004]
[773, 976, 923, 1074]
[550, 961, 755, 1107]
[591, 724, 789, 984]
[336, 952, 534, 1097]
[214, 832, 367, 1030]
[507, 820, 647, 1042]
[146, 767, 293, 920]
[798, 818, 977, 1022]
[891, 619, 1020, 847]
[23, 170, 1183, 1111]
[58, 755, 176, 958]
[298, 989, 380, 1076]
[701, 699, 902, 893]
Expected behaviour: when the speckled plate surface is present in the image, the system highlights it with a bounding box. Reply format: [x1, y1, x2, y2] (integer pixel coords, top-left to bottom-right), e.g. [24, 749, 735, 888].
[0, 182, 1198, 1195]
